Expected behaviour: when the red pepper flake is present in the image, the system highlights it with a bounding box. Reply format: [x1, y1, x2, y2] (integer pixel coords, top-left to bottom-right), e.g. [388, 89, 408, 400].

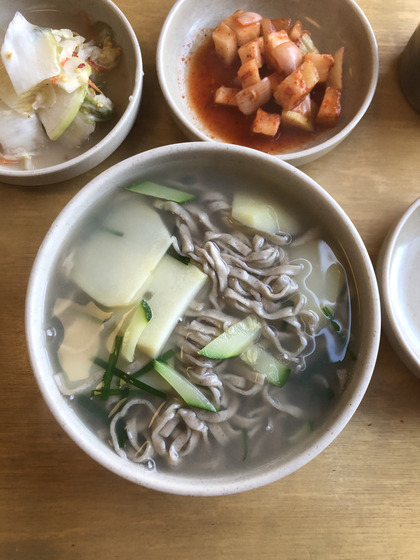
[78, 63, 86, 69]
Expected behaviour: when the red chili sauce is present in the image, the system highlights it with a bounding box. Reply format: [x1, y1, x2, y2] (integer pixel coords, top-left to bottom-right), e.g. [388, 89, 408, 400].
[185, 33, 327, 155]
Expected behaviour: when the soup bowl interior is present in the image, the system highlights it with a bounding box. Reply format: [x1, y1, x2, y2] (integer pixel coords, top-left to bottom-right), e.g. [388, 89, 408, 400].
[157, 0, 378, 166]
[26, 142, 381, 496]
[0, 0, 143, 185]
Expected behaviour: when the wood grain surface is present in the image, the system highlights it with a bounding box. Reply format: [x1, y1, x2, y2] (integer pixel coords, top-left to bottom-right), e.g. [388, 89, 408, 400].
[1, 1, 420, 559]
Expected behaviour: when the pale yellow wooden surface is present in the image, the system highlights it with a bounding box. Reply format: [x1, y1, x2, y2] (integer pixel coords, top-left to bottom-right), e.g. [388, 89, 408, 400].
[1, 1, 420, 559]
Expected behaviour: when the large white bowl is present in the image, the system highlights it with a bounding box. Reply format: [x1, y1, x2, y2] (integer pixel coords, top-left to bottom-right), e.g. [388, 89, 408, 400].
[26, 142, 381, 495]
[157, 0, 378, 166]
[0, 0, 143, 185]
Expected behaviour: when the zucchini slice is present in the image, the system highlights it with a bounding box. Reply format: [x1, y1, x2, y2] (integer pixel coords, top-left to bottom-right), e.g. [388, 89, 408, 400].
[198, 316, 262, 359]
[153, 360, 216, 412]
[232, 191, 300, 236]
[125, 181, 195, 203]
[240, 344, 290, 387]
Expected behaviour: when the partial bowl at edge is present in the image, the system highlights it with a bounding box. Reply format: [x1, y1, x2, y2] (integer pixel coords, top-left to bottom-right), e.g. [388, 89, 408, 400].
[376, 197, 420, 378]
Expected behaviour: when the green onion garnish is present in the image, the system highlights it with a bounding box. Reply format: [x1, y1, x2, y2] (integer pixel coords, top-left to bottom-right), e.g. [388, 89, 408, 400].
[76, 394, 110, 424]
[115, 417, 128, 448]
[140, 299, 153, 322]
[322, 306, 357, 361]
[94, 357, 167, 400]
[166, 245, 191, 266]
[101, 335, 123, 399]
[91, 388, 131, 398]
[242, 428, 249, 461]
[131, 348, 175, 378]
[92, 216, 124, 237]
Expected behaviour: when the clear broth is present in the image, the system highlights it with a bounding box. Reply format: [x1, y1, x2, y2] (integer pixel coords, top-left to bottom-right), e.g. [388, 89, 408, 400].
[43, 166, 358, 476]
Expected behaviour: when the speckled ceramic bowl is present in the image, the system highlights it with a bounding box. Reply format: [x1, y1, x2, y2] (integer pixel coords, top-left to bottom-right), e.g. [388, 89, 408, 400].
[157, 0, 378, 166]
[0, 0, 143, 185]
[26, 142, 381, 495]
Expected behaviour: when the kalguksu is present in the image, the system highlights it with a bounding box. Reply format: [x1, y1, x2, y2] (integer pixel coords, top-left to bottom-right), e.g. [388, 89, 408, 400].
[44, 174, 356, 475]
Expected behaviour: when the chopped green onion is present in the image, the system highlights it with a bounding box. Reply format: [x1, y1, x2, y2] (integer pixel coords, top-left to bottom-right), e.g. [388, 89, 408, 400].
[91, 387, 131, 398]
[115, 417, 128, 448]
[75, 394, 110, 425]
[101, 335, 123, 399]
[322, 306, 357, 361]
[166, 245, 191, 265]
[242, 428, 249, 461]
[94, 357, 167, 400]
[279, 321, 289, 332]
[140, 299, 152, 322]
[92, 216, 123, 237]
[101, 226, 123, 237]
[131, 349, 175, 378]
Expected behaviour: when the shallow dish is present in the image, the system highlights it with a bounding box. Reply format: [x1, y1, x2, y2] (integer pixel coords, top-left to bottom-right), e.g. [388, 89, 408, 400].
[0, 0, 143, 185]
[157, 0, 378, 166]
[26, 142, 381, 495]
[376, 198, 420, 377]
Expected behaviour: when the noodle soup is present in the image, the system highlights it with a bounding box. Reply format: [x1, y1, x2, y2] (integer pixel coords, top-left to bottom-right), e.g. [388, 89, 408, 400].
[42, 154, 357, 477]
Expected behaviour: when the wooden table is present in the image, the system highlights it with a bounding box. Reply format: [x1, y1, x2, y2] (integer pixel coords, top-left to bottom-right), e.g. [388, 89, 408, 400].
[1, 1, 420, 558]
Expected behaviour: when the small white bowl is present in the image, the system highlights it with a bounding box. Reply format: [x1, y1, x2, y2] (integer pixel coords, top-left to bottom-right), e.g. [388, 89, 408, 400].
[26, 142, 381, 495]
[0, 0, 143, 185]
[376, 198, 420, 377]
[157, 0, 378, 166]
